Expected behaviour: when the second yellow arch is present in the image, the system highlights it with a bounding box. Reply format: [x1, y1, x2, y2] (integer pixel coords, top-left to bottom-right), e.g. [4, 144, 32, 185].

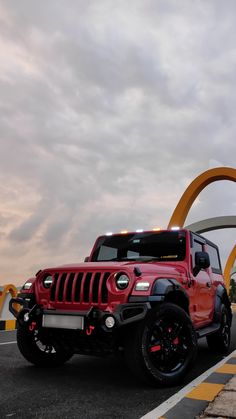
[224, 245, 236, 293]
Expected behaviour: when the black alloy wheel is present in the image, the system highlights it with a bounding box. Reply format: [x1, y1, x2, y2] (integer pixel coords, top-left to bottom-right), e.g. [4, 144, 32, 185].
[17, 323, 74, 367]
[125, 303, 197, 386]
[206, 304, 231, 354]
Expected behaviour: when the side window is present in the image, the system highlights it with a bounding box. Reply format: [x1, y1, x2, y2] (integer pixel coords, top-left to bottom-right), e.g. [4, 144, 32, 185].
[192, 239, 204, 270]
[207, 245, 222, 274]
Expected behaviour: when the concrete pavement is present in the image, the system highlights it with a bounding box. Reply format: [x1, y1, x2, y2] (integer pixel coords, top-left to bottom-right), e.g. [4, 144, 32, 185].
[198, 374, 236, 418]
[196, 306, 236, 419]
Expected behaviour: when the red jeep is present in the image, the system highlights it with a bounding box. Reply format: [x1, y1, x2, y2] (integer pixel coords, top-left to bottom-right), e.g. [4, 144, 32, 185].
[10, 229, 232, 386]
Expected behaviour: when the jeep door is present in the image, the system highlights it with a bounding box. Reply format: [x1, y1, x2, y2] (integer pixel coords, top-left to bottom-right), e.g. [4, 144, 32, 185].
[190, 235, 214, 327]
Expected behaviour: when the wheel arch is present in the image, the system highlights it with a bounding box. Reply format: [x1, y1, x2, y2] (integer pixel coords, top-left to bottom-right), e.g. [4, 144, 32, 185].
[151, 278, 190, 315]
[214, 284, 232, 325]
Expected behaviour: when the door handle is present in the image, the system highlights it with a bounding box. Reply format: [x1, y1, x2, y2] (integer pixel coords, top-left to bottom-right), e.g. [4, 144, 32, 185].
[206, 281, 212, 288]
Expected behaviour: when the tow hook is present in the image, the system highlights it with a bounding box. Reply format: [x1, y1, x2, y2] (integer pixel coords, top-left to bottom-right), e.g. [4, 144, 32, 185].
[20, 305, 41, 329]
[29, 322, 37, 331]
[86, 325, 95, 336]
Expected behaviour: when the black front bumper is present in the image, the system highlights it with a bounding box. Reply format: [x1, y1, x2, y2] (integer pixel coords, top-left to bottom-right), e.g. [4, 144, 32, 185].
[9, 295, 151, 332]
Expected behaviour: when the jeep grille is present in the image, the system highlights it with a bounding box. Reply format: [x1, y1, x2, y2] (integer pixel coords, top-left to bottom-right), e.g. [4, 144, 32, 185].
[49, 271, 111, 305]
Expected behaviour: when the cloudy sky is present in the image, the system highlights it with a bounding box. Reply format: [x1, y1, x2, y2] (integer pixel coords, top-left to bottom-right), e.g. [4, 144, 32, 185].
[0, 0, 235, 286]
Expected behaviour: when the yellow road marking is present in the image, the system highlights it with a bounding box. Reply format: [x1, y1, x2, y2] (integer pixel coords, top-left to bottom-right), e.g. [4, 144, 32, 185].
[186, 382, 224, 401]
[216, 364, 236, 374]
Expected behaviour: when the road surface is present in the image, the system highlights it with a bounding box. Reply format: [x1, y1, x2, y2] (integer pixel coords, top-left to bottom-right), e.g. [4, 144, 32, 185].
[0, 316, 235, 419]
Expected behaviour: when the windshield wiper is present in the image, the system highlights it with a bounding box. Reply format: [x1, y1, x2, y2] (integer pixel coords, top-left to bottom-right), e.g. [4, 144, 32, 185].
[96, 256, 162, 262]
[113, 256, 162, 262]
[97, 257, 138, 262]
[135, 256, 161, 262]
[110, 257, 138, 261]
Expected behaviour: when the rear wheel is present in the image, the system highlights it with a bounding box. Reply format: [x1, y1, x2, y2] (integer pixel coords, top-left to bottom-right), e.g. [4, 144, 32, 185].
[17, 324, 74, 367]
[125, 303, 197, 386]
[206, 304, 231, 354]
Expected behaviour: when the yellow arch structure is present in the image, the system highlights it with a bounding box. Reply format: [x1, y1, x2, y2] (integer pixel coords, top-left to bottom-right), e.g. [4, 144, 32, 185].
[168, 167, 236, 228]
[168, 166, 236, 293]
[0, 284, 18, 318]
[224, 245, 236, 293]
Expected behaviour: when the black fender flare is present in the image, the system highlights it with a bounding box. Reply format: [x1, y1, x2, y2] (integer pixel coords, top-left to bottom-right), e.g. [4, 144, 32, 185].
[214, 284, 232, 325]
[151, 278, 190, 313]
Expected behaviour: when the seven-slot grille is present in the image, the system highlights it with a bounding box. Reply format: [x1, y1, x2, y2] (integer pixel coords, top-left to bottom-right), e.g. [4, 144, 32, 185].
[49, 271, 111, 305]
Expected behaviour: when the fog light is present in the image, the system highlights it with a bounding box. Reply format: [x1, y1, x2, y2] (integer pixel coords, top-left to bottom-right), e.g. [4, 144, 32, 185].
[105, 316, 115, 329]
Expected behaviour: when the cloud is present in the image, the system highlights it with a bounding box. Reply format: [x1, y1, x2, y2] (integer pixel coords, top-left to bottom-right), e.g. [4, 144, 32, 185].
[0, 0, 235, 284]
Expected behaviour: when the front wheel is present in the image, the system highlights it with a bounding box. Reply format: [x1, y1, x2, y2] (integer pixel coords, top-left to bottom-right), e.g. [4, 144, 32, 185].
[125, 303, 197, 386]
[17, 324, 74, 367]
[206, 304, 231, 354]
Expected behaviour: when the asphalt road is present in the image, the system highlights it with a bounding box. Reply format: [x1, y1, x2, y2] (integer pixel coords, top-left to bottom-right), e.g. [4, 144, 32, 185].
[0, 316, 236, 419]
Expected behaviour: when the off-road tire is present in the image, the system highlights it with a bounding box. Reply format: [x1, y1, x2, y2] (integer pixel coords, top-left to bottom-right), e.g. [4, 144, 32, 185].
[17, 324, 74, 367]
[206, 304, 231, 354]
[124, 303, 197, 386]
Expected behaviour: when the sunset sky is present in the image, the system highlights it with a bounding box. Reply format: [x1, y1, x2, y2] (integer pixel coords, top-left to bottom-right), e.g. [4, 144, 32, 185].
[0, 0, 235, 286]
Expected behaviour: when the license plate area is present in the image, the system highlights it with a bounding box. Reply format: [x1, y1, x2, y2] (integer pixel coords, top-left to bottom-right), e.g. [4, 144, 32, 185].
[42, 314, 84, 330]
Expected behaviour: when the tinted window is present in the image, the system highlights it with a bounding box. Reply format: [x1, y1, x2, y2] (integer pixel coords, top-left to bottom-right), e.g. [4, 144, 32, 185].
[192, 240, 204, 269]
[193, 240, 203, 254]
[207, 245, 222, 273]
[92, 231, 186, 262]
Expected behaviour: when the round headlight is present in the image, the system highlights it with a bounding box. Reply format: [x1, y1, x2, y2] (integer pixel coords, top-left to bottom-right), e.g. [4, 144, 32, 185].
[43, 275, 53, 289]
[115, 273, 129, 290]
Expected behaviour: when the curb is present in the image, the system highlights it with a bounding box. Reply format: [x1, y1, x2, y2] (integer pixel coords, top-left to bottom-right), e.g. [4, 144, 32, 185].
[159, 354, 236, 419]
[141, 350, 236, 419]
[0, 320, 16, 331]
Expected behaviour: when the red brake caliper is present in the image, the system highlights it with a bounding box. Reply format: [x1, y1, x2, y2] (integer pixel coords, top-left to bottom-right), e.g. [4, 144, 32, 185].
[167, 327, 179, 345]
[150, 345, 161, 353]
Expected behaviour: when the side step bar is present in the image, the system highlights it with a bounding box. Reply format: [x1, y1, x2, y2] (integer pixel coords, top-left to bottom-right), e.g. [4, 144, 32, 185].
[196, 322, 220, 339]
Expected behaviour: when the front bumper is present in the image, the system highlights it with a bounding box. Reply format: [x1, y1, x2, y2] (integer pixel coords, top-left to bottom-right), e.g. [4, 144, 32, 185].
[9, 293, 36, 317]
[9, 295, 151, 332]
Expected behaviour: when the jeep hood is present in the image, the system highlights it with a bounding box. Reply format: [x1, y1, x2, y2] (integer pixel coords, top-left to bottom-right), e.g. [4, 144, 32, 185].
[41, 260, 187, 278]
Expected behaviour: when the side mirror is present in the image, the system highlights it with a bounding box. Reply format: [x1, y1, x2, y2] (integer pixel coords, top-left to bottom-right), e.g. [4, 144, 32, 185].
[84, 256, 89, 262]
[193, 251, 210, 276]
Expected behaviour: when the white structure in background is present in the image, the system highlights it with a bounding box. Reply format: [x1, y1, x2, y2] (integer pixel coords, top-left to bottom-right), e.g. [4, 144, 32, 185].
[185, 216, 236, 234]
[0, 292, 15, 320]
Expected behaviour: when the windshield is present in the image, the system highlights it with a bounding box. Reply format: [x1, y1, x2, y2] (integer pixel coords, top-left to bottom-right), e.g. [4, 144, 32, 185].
[91, 231, 186, 262]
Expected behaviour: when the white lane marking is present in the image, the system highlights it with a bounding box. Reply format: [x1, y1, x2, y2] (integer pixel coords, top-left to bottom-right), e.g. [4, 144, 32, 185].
[0, 341, 17, 346]
[0, 330, 16, 333]
[140, 349, 236, 419]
